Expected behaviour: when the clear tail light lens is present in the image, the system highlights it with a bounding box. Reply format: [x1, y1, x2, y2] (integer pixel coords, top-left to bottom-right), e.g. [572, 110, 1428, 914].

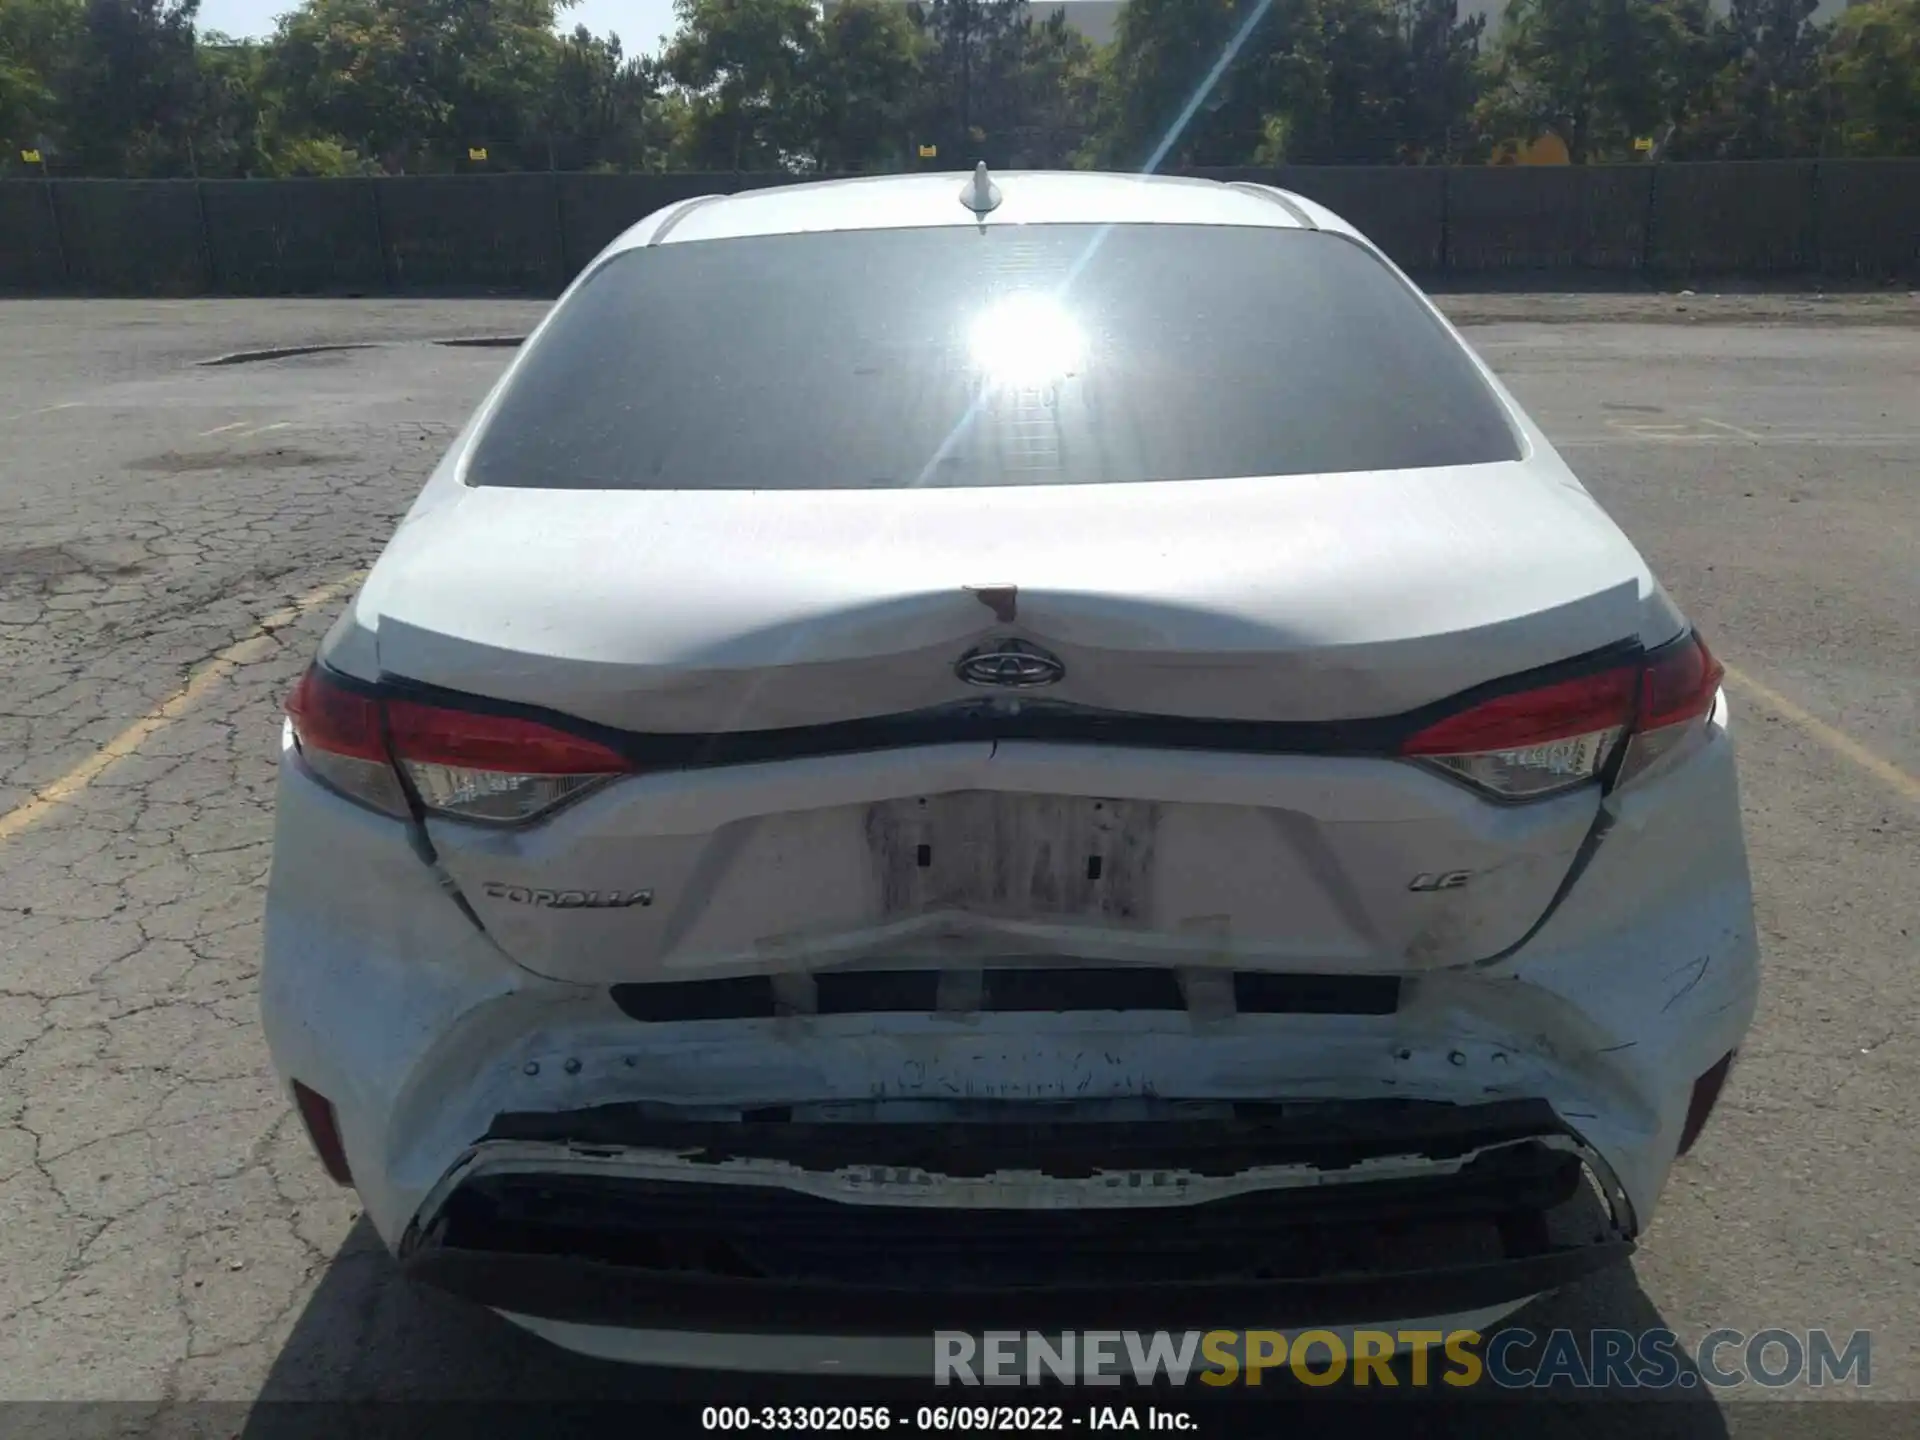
[1400, 631, 1723, 801]
[285, 665, 633, 824]
[1400, 666, 1639, 799]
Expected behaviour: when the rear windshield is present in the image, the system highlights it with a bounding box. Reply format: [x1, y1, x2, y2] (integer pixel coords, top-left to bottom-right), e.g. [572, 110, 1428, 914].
[467, 223, 1520, 491]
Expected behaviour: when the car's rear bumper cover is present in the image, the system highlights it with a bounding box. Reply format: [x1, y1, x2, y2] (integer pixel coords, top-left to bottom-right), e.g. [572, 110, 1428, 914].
[261, 695, 1758, 1366]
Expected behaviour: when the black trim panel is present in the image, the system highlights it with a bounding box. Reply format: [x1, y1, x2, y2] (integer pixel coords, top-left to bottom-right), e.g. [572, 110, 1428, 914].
[608, 969, 1401, 1022]
[331, 637, 1647, 776]
[405, 1242, 1630, 1335]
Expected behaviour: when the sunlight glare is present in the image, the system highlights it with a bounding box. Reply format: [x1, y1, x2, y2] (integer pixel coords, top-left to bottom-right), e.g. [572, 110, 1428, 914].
[966, 293, 1084, 390]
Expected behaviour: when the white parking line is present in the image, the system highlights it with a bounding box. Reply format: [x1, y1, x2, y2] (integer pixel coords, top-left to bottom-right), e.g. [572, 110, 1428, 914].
[232, 421, 292, 439]
[198, 420, 253, 437]
[1697, 416, 1766, 441]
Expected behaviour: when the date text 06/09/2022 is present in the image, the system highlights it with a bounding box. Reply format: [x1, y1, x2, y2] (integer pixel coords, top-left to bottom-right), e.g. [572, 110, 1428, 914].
[701, 1405, 1194, 1432]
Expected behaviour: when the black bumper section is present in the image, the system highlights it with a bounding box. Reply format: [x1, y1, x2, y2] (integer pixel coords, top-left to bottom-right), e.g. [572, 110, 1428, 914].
[404, 1239, 1631, 1335]
[401, 1102, 1631, 1335]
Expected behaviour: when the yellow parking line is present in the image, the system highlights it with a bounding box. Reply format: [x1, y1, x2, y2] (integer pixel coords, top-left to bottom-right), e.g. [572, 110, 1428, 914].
[0, 573, 364, 845]
[233, 421, 292, 439]
[1723, 663, 1920, 806]
[1, 401, 84, 423]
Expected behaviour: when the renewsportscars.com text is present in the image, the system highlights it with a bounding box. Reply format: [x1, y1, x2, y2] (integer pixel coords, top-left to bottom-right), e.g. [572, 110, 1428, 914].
[934, 1328, 1871, 1389]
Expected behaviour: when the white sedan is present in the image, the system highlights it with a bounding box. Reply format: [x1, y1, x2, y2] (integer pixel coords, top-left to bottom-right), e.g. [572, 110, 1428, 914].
[261, 167, 1758, 1374]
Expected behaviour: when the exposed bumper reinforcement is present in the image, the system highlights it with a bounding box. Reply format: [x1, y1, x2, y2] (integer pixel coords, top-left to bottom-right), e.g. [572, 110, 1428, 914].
[399, 1099, 1634, 1336]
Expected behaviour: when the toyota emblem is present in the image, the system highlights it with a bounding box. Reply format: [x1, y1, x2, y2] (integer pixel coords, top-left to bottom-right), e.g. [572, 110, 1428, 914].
[955, 639, 1066, 688]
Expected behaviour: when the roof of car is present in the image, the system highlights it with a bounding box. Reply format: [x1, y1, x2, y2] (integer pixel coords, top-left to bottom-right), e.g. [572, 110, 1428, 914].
[608, 170, 1365, 253]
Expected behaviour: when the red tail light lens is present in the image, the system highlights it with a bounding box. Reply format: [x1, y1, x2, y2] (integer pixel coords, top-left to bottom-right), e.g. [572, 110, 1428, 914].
[1618, 632, 1725, 785]
[284, 667, 410, 817]
[1640, 631, 1724, 730]
[1400, 631, 1724, 801]
[284, 665, 632, 824]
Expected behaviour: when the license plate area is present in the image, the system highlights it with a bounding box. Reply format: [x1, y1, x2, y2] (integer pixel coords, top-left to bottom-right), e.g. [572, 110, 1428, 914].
[865, 792, 1159, 921]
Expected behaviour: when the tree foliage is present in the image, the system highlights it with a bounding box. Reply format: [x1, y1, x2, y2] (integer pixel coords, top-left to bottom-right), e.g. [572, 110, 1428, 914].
[812, 0, 923, 170]
[1476, 0, 1721, 163]
[3, 0, 1919, 176]
[662, 0, 818, 168]
[1822, 0, 1920, 155]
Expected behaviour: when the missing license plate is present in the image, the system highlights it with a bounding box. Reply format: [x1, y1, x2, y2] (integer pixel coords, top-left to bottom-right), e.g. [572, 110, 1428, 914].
[865, 792, 1158, 921]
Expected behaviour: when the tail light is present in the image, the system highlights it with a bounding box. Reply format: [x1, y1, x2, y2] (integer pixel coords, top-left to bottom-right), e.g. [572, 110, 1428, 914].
[1401, 631, 1723, 801]
[283, 668, 410, 818]
[1616, 631, 1726, 787]
[285, 664, 632, 824]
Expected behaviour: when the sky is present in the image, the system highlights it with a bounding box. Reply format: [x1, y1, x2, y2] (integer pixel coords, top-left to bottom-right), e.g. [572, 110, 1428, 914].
[194, 0, 682, 53]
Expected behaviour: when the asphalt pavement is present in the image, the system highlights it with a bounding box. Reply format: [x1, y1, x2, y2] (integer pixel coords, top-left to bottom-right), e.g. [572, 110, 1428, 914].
[0, 297, 1915, 1431]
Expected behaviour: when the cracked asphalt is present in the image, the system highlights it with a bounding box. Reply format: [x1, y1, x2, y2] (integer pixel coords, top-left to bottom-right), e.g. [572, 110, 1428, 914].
[0, 298, 1915, 1429]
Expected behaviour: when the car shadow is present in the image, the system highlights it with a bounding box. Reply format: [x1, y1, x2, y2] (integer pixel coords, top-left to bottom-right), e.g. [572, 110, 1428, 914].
[240, 1214, 1731, 1440]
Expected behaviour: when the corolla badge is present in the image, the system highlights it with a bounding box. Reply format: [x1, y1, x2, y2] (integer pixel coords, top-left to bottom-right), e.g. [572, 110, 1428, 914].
[482, 881, 653, 909]
[955, 638, 1066, 688]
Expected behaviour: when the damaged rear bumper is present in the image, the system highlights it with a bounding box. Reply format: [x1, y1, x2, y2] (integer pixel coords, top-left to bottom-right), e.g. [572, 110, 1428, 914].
[398, 1099, 1633, 1337]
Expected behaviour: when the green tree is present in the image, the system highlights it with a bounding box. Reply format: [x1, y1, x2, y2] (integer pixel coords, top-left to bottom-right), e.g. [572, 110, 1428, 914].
[1, 0, 79, 165]
[1395, 0, 1485, 161]
[661, 0, 819, 170]
[1478, 0, 1718, 162]
[1821, 0, 1920, 155]
[909, 0, 1008, 160]
[907, 0, 1095, 164]
[1278, 0, 1408, 163]
[44, 0, 205, 174]
[1088, 0, 1292, 169]
[541, 26, 664, 169]
[810, 0, 922, 171]
[189, 36, 279, 176]
[1668, 0, 1827, 158]
[264, 0, 571, 171]
[1002, 7, 1100, 166]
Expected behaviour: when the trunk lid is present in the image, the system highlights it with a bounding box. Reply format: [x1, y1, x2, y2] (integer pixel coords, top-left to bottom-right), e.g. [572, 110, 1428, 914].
[365, 464, 1647, 730]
